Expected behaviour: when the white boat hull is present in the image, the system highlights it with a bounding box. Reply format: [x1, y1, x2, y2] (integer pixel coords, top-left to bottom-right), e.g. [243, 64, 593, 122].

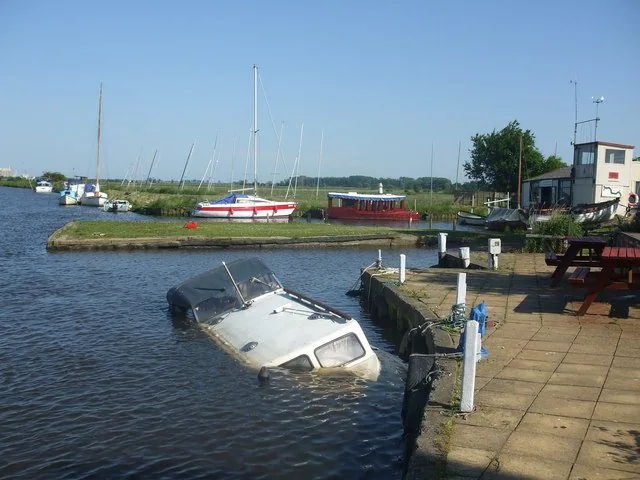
[192, 196, 297, 219]
[456, 211, 486, 226]
[81, 191, 108, 207]
[59, 194, 78, 205]
[167, 258, 380, 381]
[103, 200, 131, 212]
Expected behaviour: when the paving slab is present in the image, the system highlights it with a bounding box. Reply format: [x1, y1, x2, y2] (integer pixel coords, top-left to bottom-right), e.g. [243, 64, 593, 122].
[500, 430, 582, 462]
[393, 252, 640, 479]
[516, 412, 589, 439]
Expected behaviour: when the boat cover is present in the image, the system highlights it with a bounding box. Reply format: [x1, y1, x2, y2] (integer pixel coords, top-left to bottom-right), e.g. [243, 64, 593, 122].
[166, 257, 282, 322]
[209, 193, 249, 204]
[486, 208, 529, 226]
[327, 192, 406, 201]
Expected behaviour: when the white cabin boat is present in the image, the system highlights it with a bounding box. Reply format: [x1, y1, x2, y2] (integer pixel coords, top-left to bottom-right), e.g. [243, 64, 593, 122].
[80, 183, 108, 207]
[103, 199, 132, 213]
[167, 258, 381, 381]
[58, 177, 85, 205]
[192, 193, 297, 219]
[34, 180, 53, 193]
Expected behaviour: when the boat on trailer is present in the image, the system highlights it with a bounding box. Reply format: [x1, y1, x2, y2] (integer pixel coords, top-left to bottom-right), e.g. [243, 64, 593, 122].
[166, 257, 381, 381]
[485, 207, 530, 231]
[326, 190, 420, 221]
[456, 211, 486, 226]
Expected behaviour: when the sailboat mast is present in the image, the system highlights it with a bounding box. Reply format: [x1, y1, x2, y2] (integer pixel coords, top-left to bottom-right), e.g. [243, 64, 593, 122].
[315, 129, 324, 198]
[253, 64, 258, 195]
[145, 150, 158, 187]
[96, 83, 103, 190]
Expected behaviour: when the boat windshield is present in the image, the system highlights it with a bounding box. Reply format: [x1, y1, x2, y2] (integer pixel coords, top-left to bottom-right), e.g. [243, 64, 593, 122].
[167, 258, 283, 323]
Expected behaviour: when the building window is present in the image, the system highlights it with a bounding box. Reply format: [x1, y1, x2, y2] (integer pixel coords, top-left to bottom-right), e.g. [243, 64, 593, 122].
[605, 149, 625, 164]
[576, 148, 594, 165]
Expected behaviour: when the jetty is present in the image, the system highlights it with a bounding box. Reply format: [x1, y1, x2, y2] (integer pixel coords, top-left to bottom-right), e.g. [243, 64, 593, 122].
[362, 250, 640, 479]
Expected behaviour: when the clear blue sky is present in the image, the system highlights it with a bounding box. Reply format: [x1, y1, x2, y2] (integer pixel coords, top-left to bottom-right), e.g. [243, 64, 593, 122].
[1, 0, 638, 184]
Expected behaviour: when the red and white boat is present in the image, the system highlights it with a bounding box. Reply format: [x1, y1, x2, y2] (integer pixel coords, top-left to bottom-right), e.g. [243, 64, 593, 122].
[326, 191, 420, 221]
[192, 193, 297, 219]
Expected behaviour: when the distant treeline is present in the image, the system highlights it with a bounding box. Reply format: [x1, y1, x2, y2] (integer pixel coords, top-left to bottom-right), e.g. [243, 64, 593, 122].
[269, 175, 478, 193]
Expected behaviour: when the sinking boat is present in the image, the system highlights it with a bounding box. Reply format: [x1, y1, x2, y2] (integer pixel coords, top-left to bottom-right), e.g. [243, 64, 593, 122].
[166, 257, 381, 381]
[570, 197, 619, 224]
[456, 211, 486, 226]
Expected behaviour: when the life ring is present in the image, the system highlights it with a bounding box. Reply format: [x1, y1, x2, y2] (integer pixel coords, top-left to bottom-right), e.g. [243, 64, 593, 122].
[629, 193, 638, 206]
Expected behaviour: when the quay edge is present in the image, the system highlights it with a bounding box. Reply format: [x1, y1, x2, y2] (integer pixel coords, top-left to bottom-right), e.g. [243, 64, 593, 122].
[360, 270, 459, 479]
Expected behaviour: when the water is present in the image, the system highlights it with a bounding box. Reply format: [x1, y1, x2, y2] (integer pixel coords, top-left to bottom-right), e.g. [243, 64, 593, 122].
[0, 187, 440, 480]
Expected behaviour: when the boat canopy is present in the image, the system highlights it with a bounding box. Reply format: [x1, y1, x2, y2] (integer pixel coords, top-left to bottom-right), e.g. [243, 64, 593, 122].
[210, 193, 249, 204]
[327, 192, 406, 201]
[167, 257, 283, 323]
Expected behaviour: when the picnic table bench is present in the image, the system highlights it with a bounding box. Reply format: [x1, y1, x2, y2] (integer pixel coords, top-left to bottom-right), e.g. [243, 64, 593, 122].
[549, 236, 608, 287]
[575, 246, 640, 315]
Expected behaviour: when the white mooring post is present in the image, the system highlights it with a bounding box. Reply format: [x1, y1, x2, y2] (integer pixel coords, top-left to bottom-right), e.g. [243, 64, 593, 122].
[377, 249, 382, 268]
[456, 272, 467, 308]
[460, 319, 480, 412]
[438, 232, 448, 261]
[459, 246, 470, 268]
[399, 254, 406, 284]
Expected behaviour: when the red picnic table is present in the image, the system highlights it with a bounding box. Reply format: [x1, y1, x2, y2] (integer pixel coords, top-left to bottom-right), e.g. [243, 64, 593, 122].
[575, 246, 640, 316]
[548, 236, 608, 287]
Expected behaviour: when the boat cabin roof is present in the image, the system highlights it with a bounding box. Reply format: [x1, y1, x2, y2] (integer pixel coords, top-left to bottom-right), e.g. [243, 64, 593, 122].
[167, 257, 283, 322]
[327, 192, 406, 201]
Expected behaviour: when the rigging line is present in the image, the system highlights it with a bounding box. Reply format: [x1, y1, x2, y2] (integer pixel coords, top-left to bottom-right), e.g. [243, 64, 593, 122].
[258, 73, 291, 179]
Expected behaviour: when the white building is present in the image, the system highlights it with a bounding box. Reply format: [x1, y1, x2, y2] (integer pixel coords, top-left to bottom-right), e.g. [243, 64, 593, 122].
[522, 140, 638, 214]
[573, 141, 637, 213]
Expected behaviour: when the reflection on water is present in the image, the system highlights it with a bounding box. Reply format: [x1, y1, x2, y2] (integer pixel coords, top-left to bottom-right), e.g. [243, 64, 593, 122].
[0, 187, 440, 479]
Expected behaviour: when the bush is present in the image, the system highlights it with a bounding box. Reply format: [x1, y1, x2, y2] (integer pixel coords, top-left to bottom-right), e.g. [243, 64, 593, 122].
[525, 214, 583, 253]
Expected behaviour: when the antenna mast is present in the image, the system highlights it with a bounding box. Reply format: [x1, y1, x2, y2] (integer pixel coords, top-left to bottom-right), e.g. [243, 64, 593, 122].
[571, 79, 578, 145]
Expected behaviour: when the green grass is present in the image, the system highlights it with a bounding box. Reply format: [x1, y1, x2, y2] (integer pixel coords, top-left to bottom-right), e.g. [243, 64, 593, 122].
[56, 220, 502, 242]
[58, 220, 411, 239]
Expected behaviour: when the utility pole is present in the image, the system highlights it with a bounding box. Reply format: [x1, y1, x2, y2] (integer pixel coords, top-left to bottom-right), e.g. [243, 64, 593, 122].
[517, 135, 523, 208]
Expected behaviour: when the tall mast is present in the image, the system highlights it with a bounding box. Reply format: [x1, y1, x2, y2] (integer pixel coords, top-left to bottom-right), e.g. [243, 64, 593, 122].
[571, 79, 578, 145]
[253, 64, 258, 195]
[315, 129, 324, 198]
[517, 134, 523, 208]
[96, 82, 103, 190]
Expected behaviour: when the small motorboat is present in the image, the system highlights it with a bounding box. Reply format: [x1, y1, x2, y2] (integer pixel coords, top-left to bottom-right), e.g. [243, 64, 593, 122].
[34, 179, 53, 193]
[103, 199, 132, 213]
[167, 257, 381, 381]
[456, 211, 486, 226]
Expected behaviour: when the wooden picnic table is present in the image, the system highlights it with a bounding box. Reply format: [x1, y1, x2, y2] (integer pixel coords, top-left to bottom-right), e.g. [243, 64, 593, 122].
[550, 236, 608, 287]
[576, 246, 640, 315]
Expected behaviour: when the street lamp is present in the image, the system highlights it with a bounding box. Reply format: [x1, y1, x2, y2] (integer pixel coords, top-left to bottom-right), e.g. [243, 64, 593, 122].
[592, 96, 605, 140]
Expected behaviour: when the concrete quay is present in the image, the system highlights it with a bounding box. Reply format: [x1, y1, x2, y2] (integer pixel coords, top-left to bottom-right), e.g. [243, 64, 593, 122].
[367, 252, 640, 480]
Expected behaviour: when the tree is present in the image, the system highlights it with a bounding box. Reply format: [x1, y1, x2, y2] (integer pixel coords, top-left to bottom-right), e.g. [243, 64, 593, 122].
[464, 120, 545, 193]
[541, 155, 567, 172]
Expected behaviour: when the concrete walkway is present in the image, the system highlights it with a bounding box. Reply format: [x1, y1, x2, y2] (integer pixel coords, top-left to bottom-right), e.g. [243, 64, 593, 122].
[401, 252, 640, 479]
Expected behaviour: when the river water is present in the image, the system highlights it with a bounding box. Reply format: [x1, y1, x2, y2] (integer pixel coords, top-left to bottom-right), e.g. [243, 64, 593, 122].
[0, 186, 441, 480]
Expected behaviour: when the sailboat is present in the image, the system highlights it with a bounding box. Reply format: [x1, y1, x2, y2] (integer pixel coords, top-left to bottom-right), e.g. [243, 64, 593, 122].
[80, 83, 109, 207]
[192, 65, 297, 220]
